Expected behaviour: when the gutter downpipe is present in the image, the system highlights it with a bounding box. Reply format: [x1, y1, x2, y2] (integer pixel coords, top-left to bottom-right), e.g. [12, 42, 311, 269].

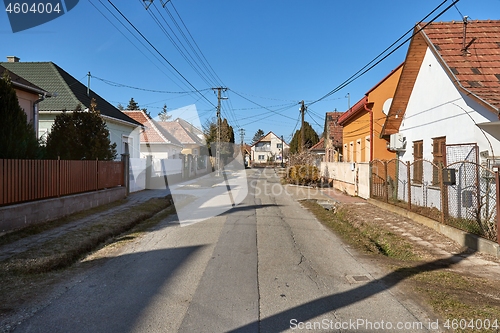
[33, 92, 52, 137]
[363, 97, 373, 162]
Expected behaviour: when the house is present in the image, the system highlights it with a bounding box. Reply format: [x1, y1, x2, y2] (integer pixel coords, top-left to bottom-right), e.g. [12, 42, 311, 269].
[158, 120, 205, 156]
[338, 63, 403, 162]
[1, 56, 142, 158]
[378, 19, 500, 212]
[251, 131, 289, 164]
[309, 137, 325, 165]
[123, 110, 183, 159]
[0, 64, 50, 135]
[381, 20, 500, 165]
[323, 111, 344, 162]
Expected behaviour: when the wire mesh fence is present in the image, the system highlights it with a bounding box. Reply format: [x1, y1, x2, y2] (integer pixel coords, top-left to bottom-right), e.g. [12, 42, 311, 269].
[370, 158, 498, 242]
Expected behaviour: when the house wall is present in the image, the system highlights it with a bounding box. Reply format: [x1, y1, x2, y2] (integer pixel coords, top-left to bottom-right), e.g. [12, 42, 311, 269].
[320, 161, 370, 199]
[398, 47, 500, 163]
[140, 143, 182, 159]
[342, 112, 371, 163]
[14, 89, 38, 124]
[106, 120, 141, 159]
[367, 66, 402, 161]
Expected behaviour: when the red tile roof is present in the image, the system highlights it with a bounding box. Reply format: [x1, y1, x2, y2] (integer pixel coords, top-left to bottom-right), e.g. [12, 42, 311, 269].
[159, 121, 201, 145]
[123, 110, 181, 145]
[309, 137, 325, 151]
[421, 20, 500, 111]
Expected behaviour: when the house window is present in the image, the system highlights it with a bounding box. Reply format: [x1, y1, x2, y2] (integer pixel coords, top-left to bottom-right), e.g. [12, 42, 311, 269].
[277, 143, 282, 149]
[365, 136, 370, 162]
[432, 136, 446, 185]
[413, 140, 423, 184]
[343, 143, 348, 162]
[356, 139, 362, 162]
[258, 155, 265, 160]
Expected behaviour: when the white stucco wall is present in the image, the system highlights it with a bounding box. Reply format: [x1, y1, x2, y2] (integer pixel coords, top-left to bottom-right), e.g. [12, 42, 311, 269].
[398, 47, 500, 162]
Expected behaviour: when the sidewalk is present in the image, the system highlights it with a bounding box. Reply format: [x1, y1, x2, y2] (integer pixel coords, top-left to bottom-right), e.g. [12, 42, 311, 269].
[283, 184, 500, 282]
[0, 189, 170, 262]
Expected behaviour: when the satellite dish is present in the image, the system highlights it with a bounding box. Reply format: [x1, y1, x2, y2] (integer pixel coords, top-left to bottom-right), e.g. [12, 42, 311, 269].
[382, 98, 393, 115]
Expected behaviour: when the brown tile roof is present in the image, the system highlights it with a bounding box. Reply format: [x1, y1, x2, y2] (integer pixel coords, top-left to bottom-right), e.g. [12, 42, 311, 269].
[123, 110, 181, 146]
[421, 20, 500, 111]
[158, 121, 203, 145]
[309, 137, 325, 151]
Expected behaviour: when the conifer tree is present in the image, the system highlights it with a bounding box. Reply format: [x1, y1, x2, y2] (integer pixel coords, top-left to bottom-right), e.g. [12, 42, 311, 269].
[0, 71, 42, 159]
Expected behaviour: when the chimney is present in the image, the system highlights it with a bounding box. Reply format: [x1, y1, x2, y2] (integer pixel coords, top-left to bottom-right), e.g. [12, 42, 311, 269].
[6, 56, 20, 63]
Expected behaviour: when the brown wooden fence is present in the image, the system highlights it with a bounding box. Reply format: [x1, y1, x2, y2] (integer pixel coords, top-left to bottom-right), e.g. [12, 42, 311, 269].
[0, 159, 124, 206]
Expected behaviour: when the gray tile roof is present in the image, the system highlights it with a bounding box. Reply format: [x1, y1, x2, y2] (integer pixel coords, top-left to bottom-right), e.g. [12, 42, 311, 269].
[0, 65, 47, 94]
[0, 61, 141, 127]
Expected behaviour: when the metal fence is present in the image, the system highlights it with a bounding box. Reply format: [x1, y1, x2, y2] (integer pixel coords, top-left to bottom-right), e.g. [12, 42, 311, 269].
[0, 159, 124, 206]
[370, 158, 499, 243]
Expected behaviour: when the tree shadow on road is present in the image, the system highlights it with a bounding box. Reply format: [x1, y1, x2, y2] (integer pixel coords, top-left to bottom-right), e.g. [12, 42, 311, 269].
[229, 249, 476, 333]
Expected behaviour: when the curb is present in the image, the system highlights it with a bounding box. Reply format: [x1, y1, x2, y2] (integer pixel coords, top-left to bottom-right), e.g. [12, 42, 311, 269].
[367, 198, 500, 258]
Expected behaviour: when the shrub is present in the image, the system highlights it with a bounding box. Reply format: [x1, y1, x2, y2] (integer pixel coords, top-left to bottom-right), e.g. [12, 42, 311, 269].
[287, 164, 320, 185]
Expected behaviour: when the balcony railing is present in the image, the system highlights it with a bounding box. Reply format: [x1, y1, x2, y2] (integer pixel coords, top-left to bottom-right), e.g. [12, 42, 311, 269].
[255, 146, 271, 152]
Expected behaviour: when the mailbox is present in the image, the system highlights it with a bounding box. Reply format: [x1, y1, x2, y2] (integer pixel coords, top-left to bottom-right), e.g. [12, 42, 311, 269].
[442, 168, 456, 186]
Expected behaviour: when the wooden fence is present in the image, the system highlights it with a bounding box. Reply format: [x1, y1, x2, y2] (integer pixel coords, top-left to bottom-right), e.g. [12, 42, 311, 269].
[0, 159, 124, 206]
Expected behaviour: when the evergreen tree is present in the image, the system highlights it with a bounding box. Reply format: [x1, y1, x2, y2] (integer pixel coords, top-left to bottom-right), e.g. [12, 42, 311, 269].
[0, 71, 42, 159]
[126, 97, 139, 110]
[203, 117, 235, 160]
[116, 103, 124, 111]
[46, 99, 117, 160]
[158, 104, 171, 121]
[252, 129, 265, 143]
[289, 121, 319, 154]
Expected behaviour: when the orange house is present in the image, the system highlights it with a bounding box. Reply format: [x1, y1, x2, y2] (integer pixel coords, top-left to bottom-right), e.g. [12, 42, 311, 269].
[338, 63, 403, 162]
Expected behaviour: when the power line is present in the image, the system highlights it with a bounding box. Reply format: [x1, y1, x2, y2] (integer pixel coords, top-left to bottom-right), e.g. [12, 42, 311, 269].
[91, 74, 209, 94]
[308, 0, 459, 106]
[106, 0, 215, 107]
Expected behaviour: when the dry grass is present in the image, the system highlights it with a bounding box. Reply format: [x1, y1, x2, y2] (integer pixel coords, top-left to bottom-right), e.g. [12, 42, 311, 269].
[0, 196, 174, 318]
[300, 199, 500, 332]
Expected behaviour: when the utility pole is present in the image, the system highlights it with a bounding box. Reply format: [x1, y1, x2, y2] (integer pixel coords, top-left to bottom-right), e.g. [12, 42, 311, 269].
[281, 135, 284, 168]
[299, 100, 306, 153]
[212, 87, 227, 176]
[87, 72, 91, 97]
[239, 128, 245, 146]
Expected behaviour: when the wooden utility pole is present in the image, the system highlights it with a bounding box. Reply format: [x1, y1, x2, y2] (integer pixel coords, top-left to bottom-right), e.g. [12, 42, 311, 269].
[212, 87, 227, 176]
[299, 100, 306, 153]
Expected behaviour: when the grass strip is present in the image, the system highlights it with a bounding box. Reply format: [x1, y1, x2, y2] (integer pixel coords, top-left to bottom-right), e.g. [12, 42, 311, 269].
[2, 197, 171, 274]
[300, 199, 500, 330]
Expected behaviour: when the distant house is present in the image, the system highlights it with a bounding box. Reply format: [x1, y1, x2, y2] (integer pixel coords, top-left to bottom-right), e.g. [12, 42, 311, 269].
[251, 131, 289, 164]
[380, 20, 500, 165]
[338, 63, 403, 162]
[1, 57, 142, 158]
[323, 111, 343, 162]
[0, 63, 49, 135]
[123, 110, 183, 159]
[158, 120, 205, 156]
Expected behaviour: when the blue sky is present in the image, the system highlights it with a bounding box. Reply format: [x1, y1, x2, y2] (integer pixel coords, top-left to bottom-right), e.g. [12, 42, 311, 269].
[2, 0, 500, 143]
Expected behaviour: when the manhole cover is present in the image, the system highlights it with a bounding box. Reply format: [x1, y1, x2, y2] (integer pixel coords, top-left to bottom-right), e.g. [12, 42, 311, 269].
[346, 274, 372, 284]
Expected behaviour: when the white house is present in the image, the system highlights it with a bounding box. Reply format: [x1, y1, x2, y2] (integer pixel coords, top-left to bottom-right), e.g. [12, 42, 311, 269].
[1, 57, 142, 159]
[123, 110, 183, 159]
[380, 20, 500, 212]
[251, 131, 289, 164]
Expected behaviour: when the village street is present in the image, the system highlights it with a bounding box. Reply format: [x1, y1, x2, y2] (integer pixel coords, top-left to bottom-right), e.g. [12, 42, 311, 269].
[13, 168, 437, 333]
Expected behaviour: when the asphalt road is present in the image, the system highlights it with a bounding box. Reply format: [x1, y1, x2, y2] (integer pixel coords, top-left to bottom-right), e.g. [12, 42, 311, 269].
[15, 168, 437, 333]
